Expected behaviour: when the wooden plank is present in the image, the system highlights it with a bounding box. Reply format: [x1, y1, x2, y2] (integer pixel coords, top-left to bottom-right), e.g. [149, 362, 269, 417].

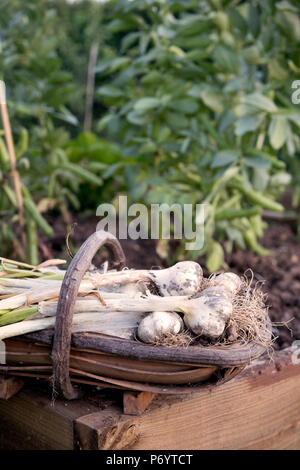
[1, 348, 300, 449]
[74, 348, 300, 450]
[123, 391, 156, 416]
[0, 383, 117, 450]
[128, 349, 300, 450]
[0, 376, 24, 400]
[75, 408, 138, 450]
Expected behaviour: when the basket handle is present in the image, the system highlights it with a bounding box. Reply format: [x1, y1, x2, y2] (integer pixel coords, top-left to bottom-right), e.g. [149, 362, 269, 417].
[51, 230, 126, 399]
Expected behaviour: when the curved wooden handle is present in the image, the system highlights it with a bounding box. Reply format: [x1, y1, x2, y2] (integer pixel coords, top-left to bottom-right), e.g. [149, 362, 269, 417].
[51, 230, 126, 399]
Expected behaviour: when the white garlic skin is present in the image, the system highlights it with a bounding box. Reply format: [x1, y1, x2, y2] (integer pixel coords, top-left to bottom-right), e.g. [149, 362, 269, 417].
[149, 261, 203, 296]
[213, 272, 242, 296]
[138, 311, 183, 344]
[182, 286, 232, 339]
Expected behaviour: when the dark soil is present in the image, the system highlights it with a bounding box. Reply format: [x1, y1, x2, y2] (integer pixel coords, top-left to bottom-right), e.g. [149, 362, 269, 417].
[41, 214, 299, 350]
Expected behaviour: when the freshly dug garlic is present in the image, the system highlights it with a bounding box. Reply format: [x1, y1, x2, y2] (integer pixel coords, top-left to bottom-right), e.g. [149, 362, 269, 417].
[149, 261, 203, 296]
[213, 272, 242, 296]
[138, 311, 183, 344]
[182, 286, 232, 339]
[84, 261, 203, 297]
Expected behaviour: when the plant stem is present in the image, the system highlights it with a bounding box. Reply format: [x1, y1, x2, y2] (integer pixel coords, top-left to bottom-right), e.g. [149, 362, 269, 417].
[0, 306, 38, 327]
[0, 311, 120, 340]
[0, 100, 27, 252]
[83, 39, 99, 132]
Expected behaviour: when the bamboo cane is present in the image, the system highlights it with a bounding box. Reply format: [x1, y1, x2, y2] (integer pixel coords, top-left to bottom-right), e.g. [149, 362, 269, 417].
[0, 81, 27, 250]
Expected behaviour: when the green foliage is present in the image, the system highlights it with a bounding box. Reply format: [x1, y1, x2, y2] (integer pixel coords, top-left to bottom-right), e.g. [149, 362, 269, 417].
[0, 132, 51, 263]
[64, 132, 125, 208]
[0, 0, 76, 128]
[97, 0, 299, 269]
[1, 0, 300, 269]
[0, 0, 107, 261]
[47, 0, 108, 123]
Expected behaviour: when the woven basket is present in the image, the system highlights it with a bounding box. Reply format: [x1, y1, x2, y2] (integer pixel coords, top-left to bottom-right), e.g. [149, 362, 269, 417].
[0, 231, 269, 399]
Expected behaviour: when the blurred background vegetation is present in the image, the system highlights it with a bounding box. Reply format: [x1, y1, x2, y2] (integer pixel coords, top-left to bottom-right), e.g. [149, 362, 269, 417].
[0, 0, 299, 269]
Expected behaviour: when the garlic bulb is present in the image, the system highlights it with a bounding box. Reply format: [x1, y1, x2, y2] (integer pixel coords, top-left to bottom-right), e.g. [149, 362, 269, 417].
[149, 261, 202, 296]
[213, 272, 242, 296]
[182, 286, 233, 339]
[138, 311, 183, 344]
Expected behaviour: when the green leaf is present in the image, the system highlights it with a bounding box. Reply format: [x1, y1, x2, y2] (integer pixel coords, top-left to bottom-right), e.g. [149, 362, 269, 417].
[213, 11, 230, 31]
[211, 150, 240, 168]
[225, 226, 246, 250]
[270, 172, 291, 187]
[95, 57, 130, 74]
[49, 108, 78, 126]
[0, 138, 9, 165]
[108, 18, 138, 33]
[139, 141, 157, 154]
[197, 87, 224, 112]
[268, 116, 288, 149]
[244, 157, 271, 170]
[127, 111, 148, 126]
[213, 45, 239, 74]
[287, 114, 300, 129]
[158, 25, 176, 39]
[97, 114, 116, 132]
[218, 110, 237, 133]
[228, 7, 248, 36]
[177, 17, 213, 37]
[187, 85, 204, 99]
[121, 32, 140, 51]
[103, 162, 124, 179]
[134, 97, 161, 114]
[97, 86, 123, 98]
[16, 128, 28, 159]
[87, 162, 108, 172]
[242, 45, 265, 65]
[130, 180, 148, 200]
[61, 162, 103, 186]
[276, 1, 298, 12]
[23, 199, 54, 237]
[141, 71, 162, 86]
[168, 99, 199, 114]
[241, 93, 278, 113]
[276, 8, 300, 41]
[206, 241, 224, 273]
[157, 127, 171, 143]
[253, 167, 269, 192]
[235, 114, 264, 136]
[166, 112, 189, 130]
[246, 149, 286, 169]
[247, 4, 260, 37]
[268, 59, 289, 82]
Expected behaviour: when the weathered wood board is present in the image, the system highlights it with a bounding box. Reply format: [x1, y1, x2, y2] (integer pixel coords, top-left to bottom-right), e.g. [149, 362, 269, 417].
[0, 377, 24, 400]
[0, 348, 300, 450]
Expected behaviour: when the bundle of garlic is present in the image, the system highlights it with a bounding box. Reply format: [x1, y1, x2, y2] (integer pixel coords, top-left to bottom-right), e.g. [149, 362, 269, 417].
[0, 257, 202, 340]
[0, 255, 271, 349]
